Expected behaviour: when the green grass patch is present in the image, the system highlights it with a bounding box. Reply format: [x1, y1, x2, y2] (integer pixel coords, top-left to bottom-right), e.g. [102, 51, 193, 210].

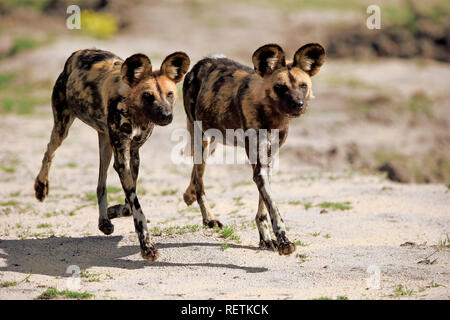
[294, 240, 310, 247]
[1, 281, 18, 287]
[106, 186, 122, 194]
[161, 188, 178, 196]
[0, 0, 52, 12]
[37, 287, 94, 300]
[150, 224, 201, 236]
[304, 202, 313, 210]
[0, 165, 15, 173]
[81, 270, 101, 283]
[438, 234, 450, 248]
[216, 225, 241, 243]
[0, 200, 20, 206]
[317, 201, 352, 211]
[0, 71, 51, 114]
[403, 91, 433, 118]
[393, 284, 414, 297]
[221, 243, 230, 250]
[37, 223, 51, 229]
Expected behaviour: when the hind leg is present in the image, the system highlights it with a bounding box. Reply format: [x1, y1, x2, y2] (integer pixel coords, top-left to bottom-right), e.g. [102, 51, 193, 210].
[34, 110, 74, 201]
[184, 125, 222, 228]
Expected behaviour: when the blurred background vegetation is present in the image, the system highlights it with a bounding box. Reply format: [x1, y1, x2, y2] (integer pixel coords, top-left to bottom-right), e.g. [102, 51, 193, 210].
[0, 0, 449, 184]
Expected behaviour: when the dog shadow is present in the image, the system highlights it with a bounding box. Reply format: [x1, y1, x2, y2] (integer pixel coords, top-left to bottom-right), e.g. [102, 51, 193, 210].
[0, 236, 268, 277]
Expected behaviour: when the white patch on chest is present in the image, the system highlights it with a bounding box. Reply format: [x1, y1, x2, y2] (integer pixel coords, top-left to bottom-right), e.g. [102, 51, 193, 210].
[131, 127, 142, 139]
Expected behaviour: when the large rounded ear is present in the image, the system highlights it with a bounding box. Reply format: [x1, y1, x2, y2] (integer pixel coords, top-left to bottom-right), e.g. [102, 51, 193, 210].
[293, 43, 325, 77]
[121, 53, 152, 87]
[161, 52, 190, 83]
[252, 44, 286, 77]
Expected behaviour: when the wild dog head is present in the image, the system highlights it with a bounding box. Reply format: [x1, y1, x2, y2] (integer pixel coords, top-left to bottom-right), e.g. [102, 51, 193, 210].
[121, 52, 190, 126]
[252, 43, 325, 117]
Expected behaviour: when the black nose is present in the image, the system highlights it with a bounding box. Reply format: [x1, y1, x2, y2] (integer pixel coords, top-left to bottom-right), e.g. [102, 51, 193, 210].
[159, 112, 173, 124]
[294, 99, 304, 109]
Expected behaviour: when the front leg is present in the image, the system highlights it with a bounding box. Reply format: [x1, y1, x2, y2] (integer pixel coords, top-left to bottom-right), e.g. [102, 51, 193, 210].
[252, 162, 296, 255]
[107, 148, 139, 220]
[248, 132, 295, 255]
[112, 140, 158, 262]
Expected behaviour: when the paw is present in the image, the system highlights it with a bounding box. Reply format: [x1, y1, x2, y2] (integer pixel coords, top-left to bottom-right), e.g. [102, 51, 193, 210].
[98, 219, 114, 235]
[278, 241, 296, 256]
[183, 189, 196, 206]
[259, 239, 278, 251]
[204, 219, 223, 229]
[34, 178, 48, 202]
[141, 245, 159, 262]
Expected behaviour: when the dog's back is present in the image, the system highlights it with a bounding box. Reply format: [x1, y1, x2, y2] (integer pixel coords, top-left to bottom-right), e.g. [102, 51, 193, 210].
[183, 56, 254, 132]
[56, 49, 124, 132]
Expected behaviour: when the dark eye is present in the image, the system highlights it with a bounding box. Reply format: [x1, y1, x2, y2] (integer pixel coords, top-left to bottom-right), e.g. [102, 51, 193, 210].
[300, 83, 308, 89]
[142, 92, 155, 104]
[167, 91, 174, 100]
[273, 84, 289, 95]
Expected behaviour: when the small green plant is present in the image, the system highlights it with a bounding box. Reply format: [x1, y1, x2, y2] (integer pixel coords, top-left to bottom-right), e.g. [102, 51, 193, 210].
[311, 232, 321, 237]
[304, 202, 313, 210]
[323, 233, 331, 239]
[233, 196, 244, 206]
[66, 162, 77, 168]
[393, 284, 414, 297]
[438, 234, 450, 248]
[221, 243, 229, 250]
[1, 274, 31, 288]
[317, 201, 352, 211]
[1, 200, 20, 206]
[232, 181, 252, 188]
[0, 165, 15, 173]
[337, 296, 349, 300]
[288, 200, 302, 205]
[294, 240, 310, 247]
[37, 223, 51, 229]
[216, 225, 241, 242]
[84, 192, 97, 204]
[9, 36, 45, 56]
[404, 91, 433, 118]
[297, 254, 307, 263]
[81, 270, 101, 282]
[1, 281, 18, 287]
[106, 186, 122, 193]
[37, 288, 94, 300]
[161, 188, 178, 196]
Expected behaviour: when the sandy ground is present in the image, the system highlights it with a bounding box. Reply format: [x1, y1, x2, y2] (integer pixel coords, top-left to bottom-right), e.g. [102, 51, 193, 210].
[0, 1, 449, 300]
[0, 106, 449, 300]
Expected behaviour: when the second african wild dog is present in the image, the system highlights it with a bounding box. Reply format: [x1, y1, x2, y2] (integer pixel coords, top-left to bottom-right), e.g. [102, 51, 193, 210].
[183, 43, 325, 255]
[34, 49, 190, 261]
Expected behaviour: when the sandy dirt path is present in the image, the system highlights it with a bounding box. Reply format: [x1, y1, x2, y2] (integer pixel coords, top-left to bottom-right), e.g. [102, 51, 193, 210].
[0, 110, 448, 300]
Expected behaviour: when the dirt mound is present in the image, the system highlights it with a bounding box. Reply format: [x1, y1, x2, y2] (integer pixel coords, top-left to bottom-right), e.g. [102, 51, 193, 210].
[326, 6, 450, 62]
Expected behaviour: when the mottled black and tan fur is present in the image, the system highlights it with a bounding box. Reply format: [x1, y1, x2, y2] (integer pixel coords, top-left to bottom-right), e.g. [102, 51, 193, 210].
[34, 48, 190, 261]
[182, 43, 325, 255]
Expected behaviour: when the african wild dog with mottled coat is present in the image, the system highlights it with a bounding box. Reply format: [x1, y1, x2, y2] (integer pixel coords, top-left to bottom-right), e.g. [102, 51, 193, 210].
[34, 49, 190, 261]
[182, 43, 325, 255]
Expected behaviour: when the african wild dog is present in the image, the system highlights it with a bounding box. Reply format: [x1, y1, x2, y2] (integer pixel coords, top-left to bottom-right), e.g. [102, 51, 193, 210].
[34, 49, 190, 261]
[182, 43, 325, 255]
